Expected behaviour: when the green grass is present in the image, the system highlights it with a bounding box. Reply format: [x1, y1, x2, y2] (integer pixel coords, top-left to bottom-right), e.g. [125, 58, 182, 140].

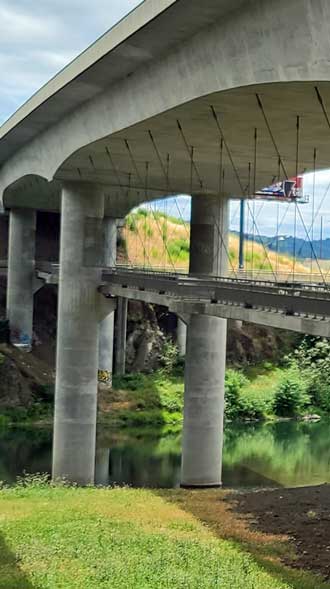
[0, 480, 327, 589]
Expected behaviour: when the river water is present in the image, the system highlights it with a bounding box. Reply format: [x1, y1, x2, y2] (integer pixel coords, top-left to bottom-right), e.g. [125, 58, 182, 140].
[1, 419, 330, 489]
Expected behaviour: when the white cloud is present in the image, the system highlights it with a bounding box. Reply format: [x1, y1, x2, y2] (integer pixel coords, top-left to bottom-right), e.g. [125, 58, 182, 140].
[0, 0, 143, 124]
[0, 4, 55, 42]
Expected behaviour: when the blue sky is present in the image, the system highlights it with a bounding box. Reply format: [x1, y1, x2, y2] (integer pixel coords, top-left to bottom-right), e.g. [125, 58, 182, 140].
[151, 170, 330, 239]
[1, 0, 330, 239]
[0, 0, 142, 123]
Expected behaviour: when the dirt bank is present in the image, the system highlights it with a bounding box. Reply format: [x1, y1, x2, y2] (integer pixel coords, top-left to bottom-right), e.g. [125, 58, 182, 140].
[228, 484, 330, 580]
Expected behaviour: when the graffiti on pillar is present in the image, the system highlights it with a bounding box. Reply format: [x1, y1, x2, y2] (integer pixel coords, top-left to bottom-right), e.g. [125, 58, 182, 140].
[11, 328, 32, 347]
[98, 370, 112, 385]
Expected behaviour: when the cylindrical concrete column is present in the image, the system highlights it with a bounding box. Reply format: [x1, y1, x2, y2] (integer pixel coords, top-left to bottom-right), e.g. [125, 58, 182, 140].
[7, 208, 36, 350]
[177, 317, 187, 357]
[190, 195, 229, 277]
[181, 314, 227, 487]
[98, 217, 117, 386]
[52, 181, 104, 485]
[115, 297, 128, 375]
[181, 195, 228, 488]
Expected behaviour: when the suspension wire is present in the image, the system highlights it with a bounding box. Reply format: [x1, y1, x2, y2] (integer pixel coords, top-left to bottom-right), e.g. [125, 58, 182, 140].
[128, 172, 138, 267]
[251, 128, 257, 278]
[125, 139, 178, 273]
[221, 168, 238, 277]
[255, 96, 327, 287]
[106, 144, 154, 270]
[148, 130, 189, 266]
[276, 157, 281, 276]
[148, 130, 190, 241]
[105, 147, 139, 268]
[210, 105, 277, 280]
[256, 94, 288, 179]
[215, 140, 223, 274]
[177, 120, 203, 189]
[177, 118, 238, 278]
[190, 146, 194, 194]
[292, 116, 300, 283]
[245, 162, 252, 275]
[315, 86, 330, 131]
[144, 162, 149, 269]
[292, 174, 330, 281]
[311, 148, 317, 279]
[165, 154, 169, 269]
[167, 144, 194, 269]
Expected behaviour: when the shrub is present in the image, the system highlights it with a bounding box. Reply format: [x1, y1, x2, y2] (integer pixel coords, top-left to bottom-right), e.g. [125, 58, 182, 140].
[126, 214, 138, 233]
[307, 356, 330, 412]
[224, 370, 249, 420]
[289, 337, 330, 413]
[273, 370, 310, 417]
[112, 373, 146, 391]
[238, 395, 269, 420]
[167, 239, 190, 261]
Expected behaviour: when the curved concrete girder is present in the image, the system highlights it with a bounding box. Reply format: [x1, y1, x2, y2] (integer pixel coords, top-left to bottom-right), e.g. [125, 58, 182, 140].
[2, 0, 330, 207]
[3, 175, 60, 212]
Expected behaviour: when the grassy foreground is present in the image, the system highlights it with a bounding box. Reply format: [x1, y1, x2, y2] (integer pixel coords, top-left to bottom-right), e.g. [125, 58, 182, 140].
[0, 480, 328, 589]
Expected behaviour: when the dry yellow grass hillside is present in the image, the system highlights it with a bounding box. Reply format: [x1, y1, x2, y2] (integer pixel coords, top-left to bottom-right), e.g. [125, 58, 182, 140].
[122, 210, 309, 278]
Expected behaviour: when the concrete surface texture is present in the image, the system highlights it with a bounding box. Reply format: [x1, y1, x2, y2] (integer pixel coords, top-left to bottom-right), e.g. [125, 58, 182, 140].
[115, 297, 128, 376]
[177, 317, 187, 357]
[181, 195, 228, 487]
[98, 217, 117, 385]
[1, 0, 330, 215]
[6, 209, 36, 350]
[52, 182, 104, 485]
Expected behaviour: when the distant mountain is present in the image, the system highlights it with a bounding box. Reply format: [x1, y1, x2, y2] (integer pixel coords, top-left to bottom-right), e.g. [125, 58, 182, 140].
[232, 231, 330, 260]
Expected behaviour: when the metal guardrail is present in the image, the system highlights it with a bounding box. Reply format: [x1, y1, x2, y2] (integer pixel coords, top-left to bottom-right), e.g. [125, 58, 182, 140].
[101, 268, 330, 320]
[35, 261, 330, 320]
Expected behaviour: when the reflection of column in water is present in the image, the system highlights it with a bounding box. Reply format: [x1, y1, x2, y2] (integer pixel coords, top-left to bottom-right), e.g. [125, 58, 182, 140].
[95, 448, 110, 486]
[109, 450, 126, 485]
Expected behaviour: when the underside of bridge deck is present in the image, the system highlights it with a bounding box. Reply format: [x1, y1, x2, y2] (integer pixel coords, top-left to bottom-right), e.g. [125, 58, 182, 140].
[3, 0, 330, 487]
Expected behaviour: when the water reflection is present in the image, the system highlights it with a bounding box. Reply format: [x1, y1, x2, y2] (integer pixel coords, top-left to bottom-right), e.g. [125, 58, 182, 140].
[0, 420, 330, 489]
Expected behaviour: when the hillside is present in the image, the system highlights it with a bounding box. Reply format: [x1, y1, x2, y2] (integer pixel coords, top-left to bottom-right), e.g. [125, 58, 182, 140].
[122, 209, 309, 277]
[235, 231, 330, 262]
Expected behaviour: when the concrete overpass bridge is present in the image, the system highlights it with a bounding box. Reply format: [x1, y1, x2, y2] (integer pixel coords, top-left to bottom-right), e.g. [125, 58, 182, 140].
[2, 0, 330, 487]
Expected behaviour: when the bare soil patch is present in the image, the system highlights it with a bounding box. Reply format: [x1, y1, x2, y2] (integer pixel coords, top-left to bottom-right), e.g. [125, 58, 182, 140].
[228, 484, 330, 580]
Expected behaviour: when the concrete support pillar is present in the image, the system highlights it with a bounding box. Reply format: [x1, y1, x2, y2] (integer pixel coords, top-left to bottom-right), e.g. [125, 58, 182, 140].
[177, 317, 187, 357]
[115, 297, 128, 375]
[181, 195, 228, 488]
[52, 181, 104, 485]
[7, 208, 36, 350]
[98, 217, 117, 386]
[189, 195, 229, 277]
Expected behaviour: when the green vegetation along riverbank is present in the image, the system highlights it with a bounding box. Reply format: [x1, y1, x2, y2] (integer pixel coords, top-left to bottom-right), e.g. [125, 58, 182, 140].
[100, 337, 329, 428]
[1, 337, 330, 428]
[0, 477, 328, 589]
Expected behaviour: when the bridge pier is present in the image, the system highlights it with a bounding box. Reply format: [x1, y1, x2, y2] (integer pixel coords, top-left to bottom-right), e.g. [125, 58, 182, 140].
[52, 181, 104, 485]
[98, 217, 117, 386]
[181, 195, 228, 487]
[115, 297, 128, 375]
[177, 317, 187, 357]
[7, 208, 36, 351]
